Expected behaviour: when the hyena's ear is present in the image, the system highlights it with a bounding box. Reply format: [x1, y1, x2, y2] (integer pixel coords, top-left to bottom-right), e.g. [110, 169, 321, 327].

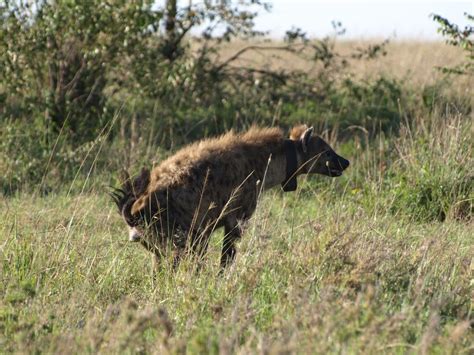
[300, 126, 314, 153]
[120, 169, 132, 194]
[289, 124, 308, 140]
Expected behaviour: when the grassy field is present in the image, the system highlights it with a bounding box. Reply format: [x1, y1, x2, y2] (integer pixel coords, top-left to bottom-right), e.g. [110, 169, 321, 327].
[1, 40, 473, 353]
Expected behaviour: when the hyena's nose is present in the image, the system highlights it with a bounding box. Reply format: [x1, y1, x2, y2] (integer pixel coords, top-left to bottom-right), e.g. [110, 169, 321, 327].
[338, 157, 350, 170]
[128, 227, 142, 242]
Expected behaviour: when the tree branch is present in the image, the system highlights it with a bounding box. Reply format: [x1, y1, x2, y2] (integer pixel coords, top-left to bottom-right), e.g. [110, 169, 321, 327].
[214, 44, 302, 72]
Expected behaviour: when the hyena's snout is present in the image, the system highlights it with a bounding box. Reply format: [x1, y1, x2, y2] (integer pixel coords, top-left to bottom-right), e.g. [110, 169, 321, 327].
[337, 155, 350, 170]
[128, 226, 143, 242]
[325, 153, 350, 177]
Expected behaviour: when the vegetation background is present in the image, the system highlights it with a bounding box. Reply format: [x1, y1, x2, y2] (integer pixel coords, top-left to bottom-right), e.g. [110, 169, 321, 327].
[0, 1, 472, 353]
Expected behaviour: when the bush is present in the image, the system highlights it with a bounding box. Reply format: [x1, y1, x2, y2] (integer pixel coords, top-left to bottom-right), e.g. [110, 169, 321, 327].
[388, 114, 473, 222]
[0, 1, 164, 139]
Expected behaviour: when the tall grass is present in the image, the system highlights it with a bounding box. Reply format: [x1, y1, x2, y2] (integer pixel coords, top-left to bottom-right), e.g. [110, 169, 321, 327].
[1, 106, 472, 352]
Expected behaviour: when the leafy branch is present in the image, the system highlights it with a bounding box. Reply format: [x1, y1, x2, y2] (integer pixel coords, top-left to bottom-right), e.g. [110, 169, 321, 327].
[432, 12, 473, 75]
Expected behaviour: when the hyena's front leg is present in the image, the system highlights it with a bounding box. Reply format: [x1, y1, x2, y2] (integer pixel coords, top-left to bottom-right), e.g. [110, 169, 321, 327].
[139, 238, 165, 280]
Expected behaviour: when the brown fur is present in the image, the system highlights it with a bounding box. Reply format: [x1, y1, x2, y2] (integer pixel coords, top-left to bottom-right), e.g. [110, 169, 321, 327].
[112, 125, 349, 269]
[289, 124, 309, 141]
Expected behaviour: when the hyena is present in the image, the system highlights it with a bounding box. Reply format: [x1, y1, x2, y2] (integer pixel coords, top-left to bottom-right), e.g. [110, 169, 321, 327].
[111, 125, 349, 269]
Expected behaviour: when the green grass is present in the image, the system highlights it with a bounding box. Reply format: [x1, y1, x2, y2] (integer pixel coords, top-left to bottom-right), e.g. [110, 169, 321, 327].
[1, 112, 473, 353]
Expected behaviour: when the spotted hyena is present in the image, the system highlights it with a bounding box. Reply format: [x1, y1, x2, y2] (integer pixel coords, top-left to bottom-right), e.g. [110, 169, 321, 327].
[111, 125, 350, 269]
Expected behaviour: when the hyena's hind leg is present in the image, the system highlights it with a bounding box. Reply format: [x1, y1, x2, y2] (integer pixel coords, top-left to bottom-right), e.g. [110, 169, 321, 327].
[220, 219, 243, 269]
[169, 228, 188, 270]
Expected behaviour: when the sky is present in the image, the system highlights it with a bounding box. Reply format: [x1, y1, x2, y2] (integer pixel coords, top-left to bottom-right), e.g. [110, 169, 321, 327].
[255, 0, 473, 39]
[157, 0, 473, 40]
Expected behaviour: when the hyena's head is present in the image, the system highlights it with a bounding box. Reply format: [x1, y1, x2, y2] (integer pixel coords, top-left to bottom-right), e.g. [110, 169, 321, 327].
[290, 125, 350, 177]
[110, 167, 150, 242]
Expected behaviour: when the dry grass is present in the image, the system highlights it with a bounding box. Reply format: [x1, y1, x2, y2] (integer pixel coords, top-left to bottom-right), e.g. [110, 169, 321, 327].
[212, 39, 472, 92]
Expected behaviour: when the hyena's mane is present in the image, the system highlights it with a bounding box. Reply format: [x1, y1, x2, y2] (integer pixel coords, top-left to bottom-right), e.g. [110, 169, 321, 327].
[110, 167, 150, 226]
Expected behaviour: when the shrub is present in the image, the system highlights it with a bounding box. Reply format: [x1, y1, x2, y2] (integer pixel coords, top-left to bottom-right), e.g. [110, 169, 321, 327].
[389, 114, 473, 222]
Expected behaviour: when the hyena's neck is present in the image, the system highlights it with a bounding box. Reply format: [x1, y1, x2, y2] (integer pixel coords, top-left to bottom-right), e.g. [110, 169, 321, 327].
[260, 141, 300, 190]
[263, 139, 310, 191]
[261, 152, 287, 189]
